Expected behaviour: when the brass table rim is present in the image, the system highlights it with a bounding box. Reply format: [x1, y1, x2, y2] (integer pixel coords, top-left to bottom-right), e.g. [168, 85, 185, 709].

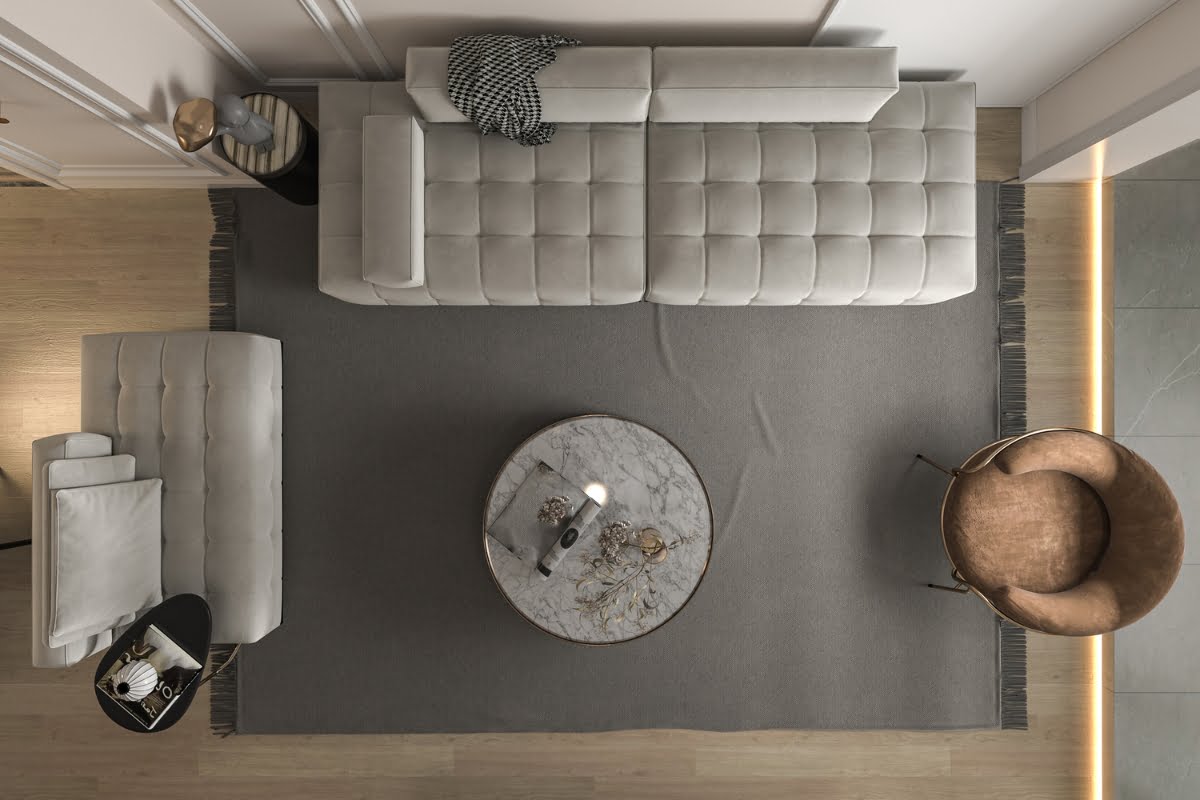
[482, 413, 714, 647]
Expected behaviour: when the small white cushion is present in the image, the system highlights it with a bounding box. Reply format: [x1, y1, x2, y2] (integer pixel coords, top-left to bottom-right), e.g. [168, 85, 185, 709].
[48, 478, 162, 648]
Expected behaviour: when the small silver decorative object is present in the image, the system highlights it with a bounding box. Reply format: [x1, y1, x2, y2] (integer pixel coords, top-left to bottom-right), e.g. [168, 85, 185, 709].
[537, 495, 572, 525]
[112, 659, 159, 702]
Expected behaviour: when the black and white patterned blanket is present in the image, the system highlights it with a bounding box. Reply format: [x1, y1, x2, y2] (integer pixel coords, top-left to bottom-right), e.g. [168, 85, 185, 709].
[447, 34, 580, 147]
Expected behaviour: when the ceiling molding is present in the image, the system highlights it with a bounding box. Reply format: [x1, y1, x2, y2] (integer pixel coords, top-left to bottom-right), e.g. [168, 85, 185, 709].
[162, 0, 392, 86]
[0, 137, 68, 188]
[55, 163, 258, 188]
[296, 0, 368, 80]
[0, 31, 227, 176]
[809, 0, 843, 44]
[166, 0, 269, 83]
[264, 77, 334, 89]
[331, 0, 396, 80]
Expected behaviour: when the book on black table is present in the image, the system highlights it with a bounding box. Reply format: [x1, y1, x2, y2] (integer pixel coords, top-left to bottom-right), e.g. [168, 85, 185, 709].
[96, 624, 203, 730]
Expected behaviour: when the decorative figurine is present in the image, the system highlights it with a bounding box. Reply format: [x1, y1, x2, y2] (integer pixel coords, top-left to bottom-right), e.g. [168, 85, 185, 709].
[111, 659, 159, 703]
[173, 94, 274, 154]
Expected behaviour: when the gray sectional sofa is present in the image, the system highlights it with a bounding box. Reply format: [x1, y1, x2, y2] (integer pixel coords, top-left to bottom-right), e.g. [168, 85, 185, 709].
[319, 46, 977, 306]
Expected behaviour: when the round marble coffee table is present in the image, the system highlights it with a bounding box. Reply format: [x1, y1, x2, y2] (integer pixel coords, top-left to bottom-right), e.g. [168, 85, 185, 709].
[484, 415, 712, 645]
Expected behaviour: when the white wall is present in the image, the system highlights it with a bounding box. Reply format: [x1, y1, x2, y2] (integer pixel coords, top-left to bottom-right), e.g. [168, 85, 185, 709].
[1022, 0, 1200, 181]
[814, 0, 1174, 106]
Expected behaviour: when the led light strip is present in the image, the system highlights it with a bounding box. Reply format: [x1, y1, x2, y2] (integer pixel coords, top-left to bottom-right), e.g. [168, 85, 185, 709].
[1090, 140, 1108, 800]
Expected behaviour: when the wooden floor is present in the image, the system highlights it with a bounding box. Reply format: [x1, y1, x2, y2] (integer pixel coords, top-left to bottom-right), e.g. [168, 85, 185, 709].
[0, 111, 1108, 799]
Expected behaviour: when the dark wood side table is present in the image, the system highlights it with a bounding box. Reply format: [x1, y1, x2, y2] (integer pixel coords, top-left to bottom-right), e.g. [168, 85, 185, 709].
[215, 93, 318, 206]
[93, 594, 212, 733]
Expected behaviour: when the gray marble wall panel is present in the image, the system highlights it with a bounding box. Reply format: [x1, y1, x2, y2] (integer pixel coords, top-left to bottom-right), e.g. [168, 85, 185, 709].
[1115, 308, 1200, 436]
[1115, 566, 1200, 692]
[1114, 166, 1200, 796]
[1114, 181, 1200, 308]
[1117, 693, 1200, 800]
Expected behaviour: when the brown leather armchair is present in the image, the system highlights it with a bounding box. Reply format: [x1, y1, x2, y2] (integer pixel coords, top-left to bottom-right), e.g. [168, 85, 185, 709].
[920, 428, 1184, 636]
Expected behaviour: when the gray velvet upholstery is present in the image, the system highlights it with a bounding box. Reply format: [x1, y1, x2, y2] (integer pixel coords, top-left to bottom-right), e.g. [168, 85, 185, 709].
[79, 332, 283, 646]
[318, 47, 977, 307]
[646, 83, 977, 305]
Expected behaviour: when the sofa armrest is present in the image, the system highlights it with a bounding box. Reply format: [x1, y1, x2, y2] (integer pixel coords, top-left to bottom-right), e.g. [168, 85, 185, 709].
[362, 114, 425, 289]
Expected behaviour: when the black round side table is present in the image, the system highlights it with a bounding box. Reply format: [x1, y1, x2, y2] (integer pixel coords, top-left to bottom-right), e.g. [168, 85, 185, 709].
[215, 93, 318, 206]
[93, 594, 212, 733]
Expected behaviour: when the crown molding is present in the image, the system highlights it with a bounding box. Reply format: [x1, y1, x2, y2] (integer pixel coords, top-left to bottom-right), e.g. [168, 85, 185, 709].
[55, 164, 258, 188]
[265, 77, 332, 89]
[164, 0, 391, 85]
[0, 137, 68, 188]
[296, 0, 367, 80]
[166, 0, 269, 83]
[331, 0, 395, 80]
[0, 31, 227, 176]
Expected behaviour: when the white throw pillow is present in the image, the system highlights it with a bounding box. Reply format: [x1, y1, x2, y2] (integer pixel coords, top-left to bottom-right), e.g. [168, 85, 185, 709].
[48, 478, 163, 648]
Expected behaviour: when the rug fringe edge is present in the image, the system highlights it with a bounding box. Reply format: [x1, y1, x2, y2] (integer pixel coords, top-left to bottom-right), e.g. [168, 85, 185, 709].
[208, 188, 236, 332]
[998, 182, 1029, 731]
[208, 643, 239, 737]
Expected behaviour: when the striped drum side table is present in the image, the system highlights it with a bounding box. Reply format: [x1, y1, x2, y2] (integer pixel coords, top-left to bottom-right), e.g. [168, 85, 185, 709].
[216, 93, 318, 205]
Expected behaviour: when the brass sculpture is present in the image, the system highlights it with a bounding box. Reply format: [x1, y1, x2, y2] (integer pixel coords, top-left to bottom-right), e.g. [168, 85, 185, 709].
[172, 98, 217, 152]
[172, 95, 274, 154]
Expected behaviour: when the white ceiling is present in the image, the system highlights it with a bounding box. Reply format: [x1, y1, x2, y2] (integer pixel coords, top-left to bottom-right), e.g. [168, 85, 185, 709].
[815, 0, 1179, 106]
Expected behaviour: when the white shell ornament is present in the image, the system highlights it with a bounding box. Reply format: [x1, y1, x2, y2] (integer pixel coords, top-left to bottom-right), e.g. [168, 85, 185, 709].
[112, 660, 159, 702]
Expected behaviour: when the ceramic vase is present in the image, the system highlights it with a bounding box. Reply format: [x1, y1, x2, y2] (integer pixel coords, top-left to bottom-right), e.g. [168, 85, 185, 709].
[112, 659, 158, 702]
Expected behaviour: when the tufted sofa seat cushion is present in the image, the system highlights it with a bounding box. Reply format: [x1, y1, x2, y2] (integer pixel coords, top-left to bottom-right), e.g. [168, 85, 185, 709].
[421, 122, 645, 305]
[646, 82, 977, 305]
[80, 332, 283, 644]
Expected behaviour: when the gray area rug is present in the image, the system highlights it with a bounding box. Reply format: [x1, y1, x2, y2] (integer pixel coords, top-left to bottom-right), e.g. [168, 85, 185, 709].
[229, 185, 1011, 733]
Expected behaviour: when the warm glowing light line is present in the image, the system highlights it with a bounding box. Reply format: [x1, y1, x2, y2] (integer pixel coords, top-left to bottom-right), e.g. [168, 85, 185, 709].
[1089, 141, 1107, 800]
[1091, 168, 1105, 435]
[1092, 633, 1105, 800]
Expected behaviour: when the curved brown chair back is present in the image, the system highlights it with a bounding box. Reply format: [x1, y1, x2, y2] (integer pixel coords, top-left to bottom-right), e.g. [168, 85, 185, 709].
[950, 429, 1183, 636]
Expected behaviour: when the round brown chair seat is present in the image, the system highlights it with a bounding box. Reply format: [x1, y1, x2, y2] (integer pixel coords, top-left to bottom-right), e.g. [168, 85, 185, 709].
[937, 429, 1183, 636]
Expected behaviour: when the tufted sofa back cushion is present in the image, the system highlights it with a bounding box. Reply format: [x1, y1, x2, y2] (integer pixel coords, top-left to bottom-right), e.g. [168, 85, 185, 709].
[80, 332, 283, 644]
[650, 47, 899, 123]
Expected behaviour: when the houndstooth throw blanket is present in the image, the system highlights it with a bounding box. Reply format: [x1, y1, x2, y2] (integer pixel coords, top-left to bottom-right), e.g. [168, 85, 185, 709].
[447, 34, 580, 146]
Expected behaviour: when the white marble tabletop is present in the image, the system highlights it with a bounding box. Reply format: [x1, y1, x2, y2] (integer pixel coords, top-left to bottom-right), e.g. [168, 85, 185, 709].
[484, 415, 712, 644]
